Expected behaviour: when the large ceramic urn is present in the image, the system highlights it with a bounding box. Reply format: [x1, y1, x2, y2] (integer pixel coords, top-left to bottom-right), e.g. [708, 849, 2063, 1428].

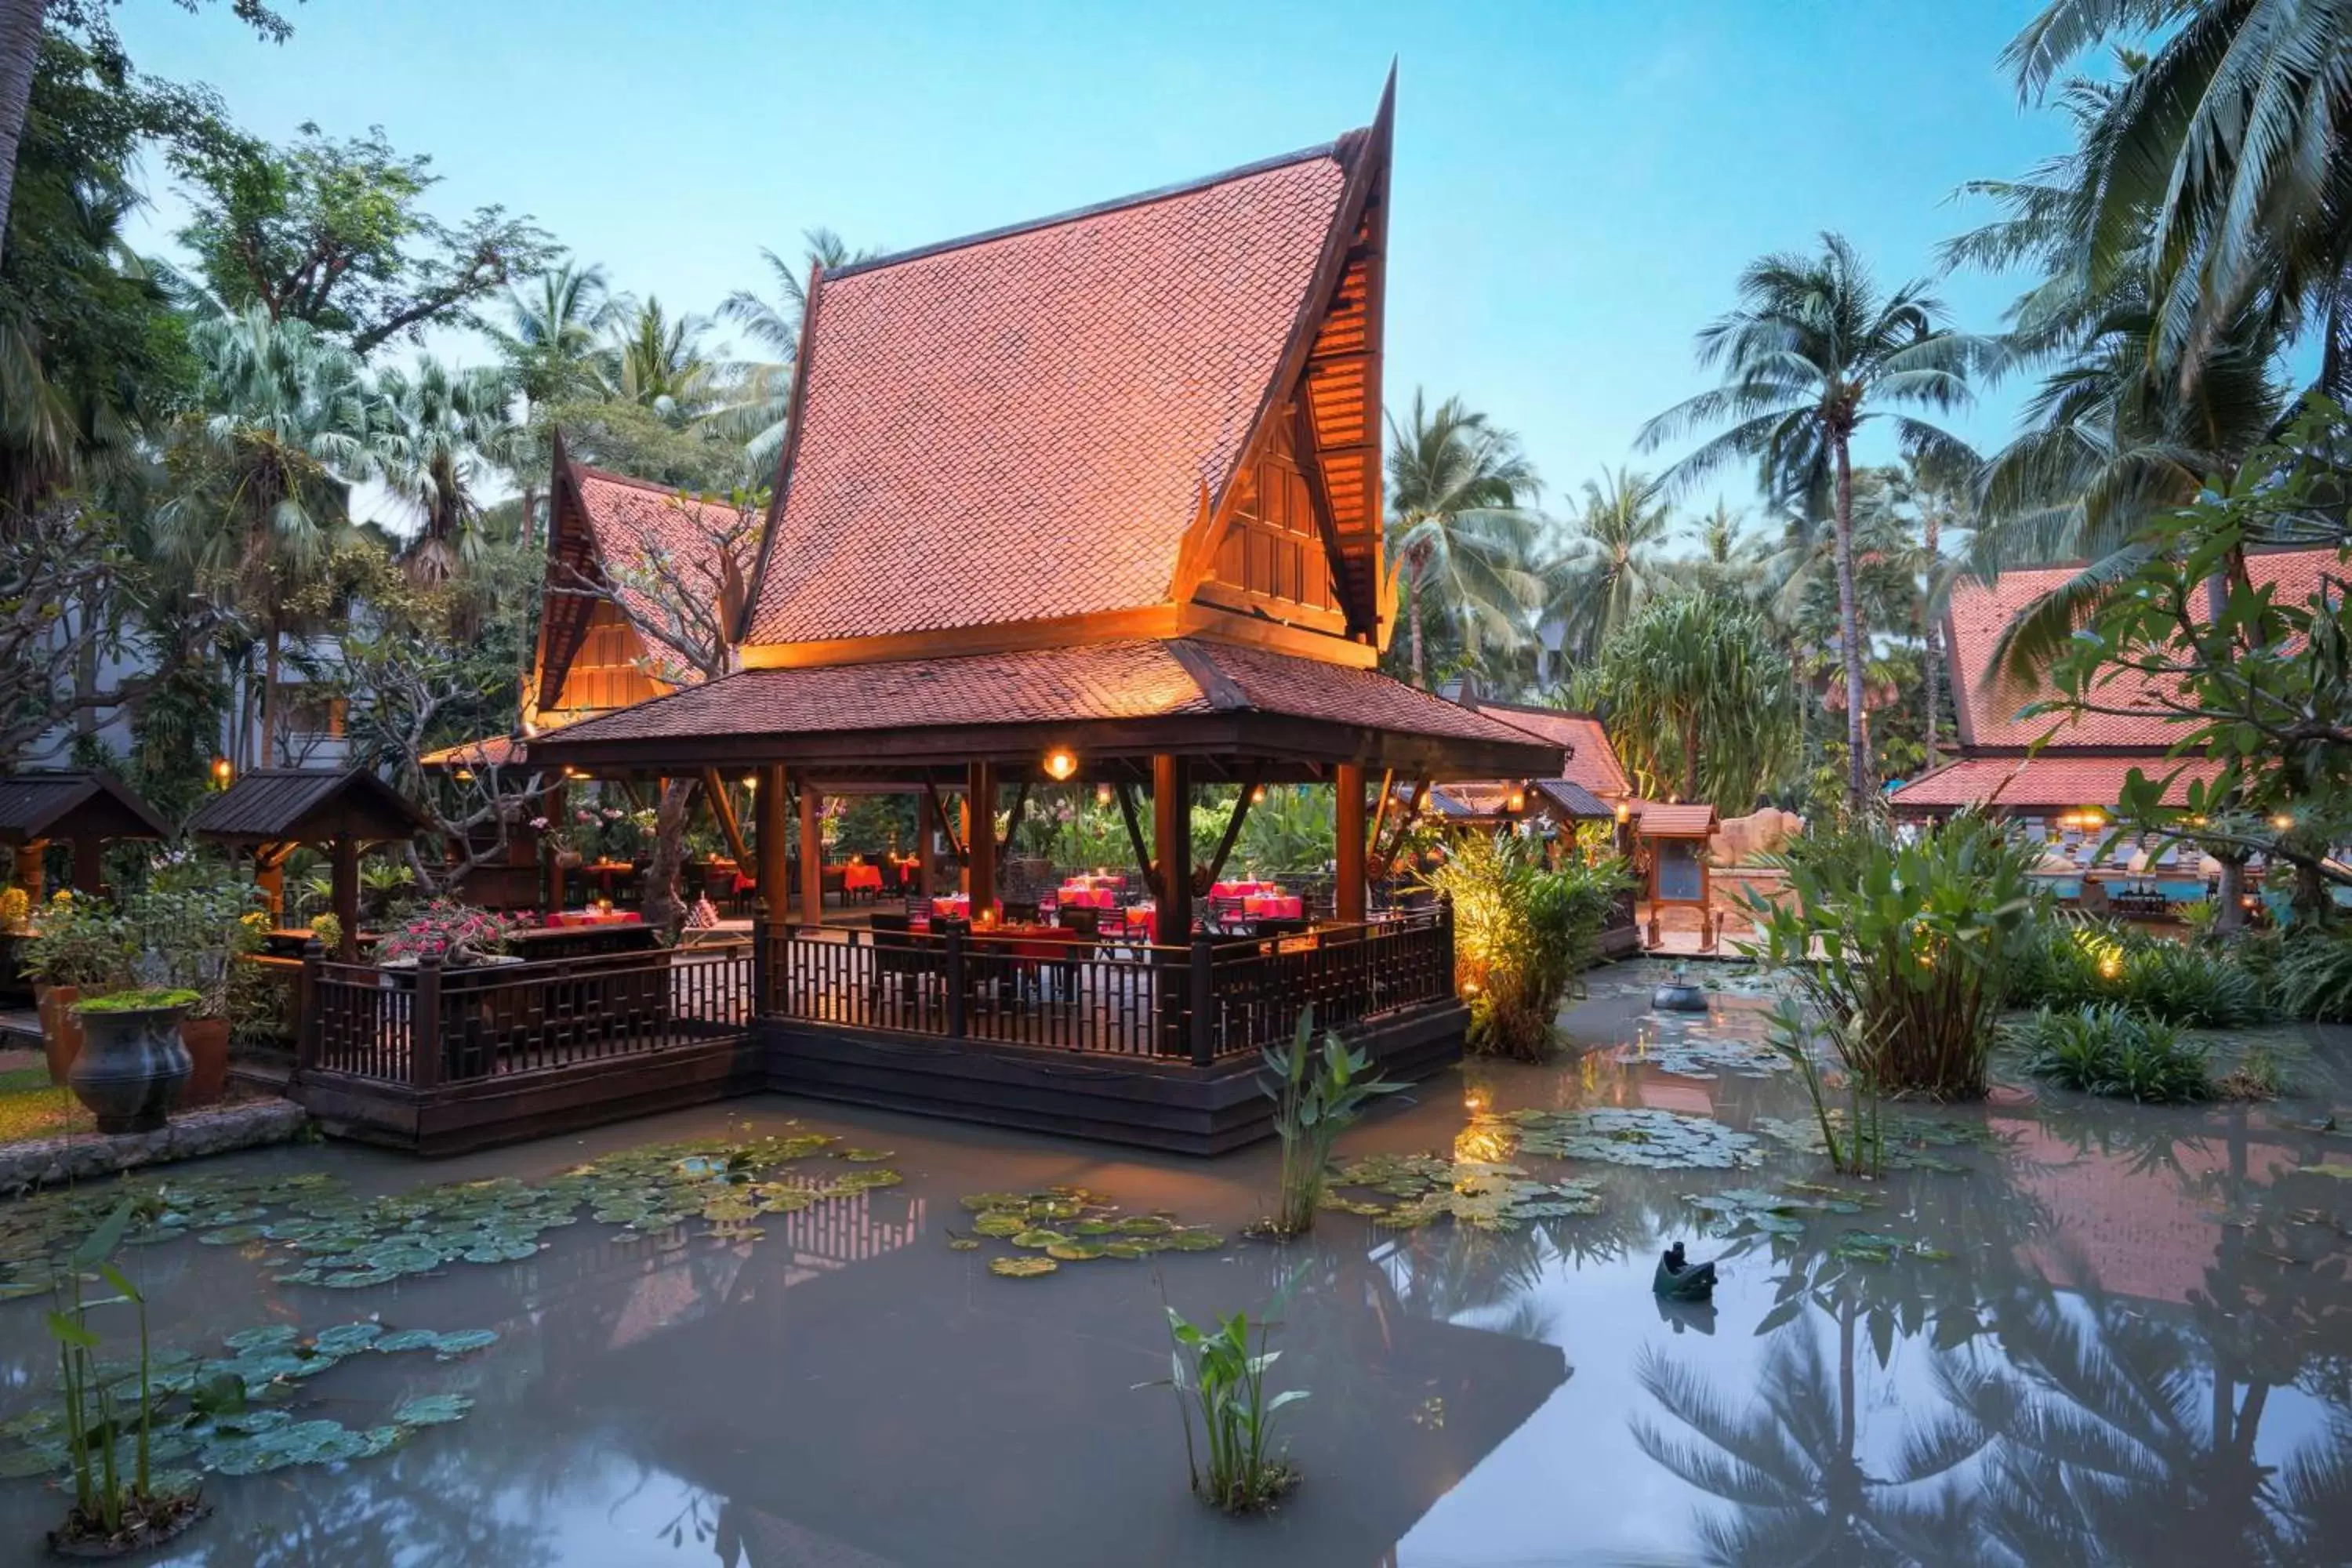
[68, 996, 194, 1134]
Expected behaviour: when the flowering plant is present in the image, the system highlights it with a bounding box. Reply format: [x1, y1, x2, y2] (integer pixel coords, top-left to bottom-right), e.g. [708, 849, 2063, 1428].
[0, 885, 27, 934]
[375, 899, 521, 967]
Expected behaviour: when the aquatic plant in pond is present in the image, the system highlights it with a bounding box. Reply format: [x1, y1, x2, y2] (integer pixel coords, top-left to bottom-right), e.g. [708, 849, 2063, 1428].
[1144, 1304, 1305, 1514]
[1767, 1001, 1886, 1178]
[1322, 1152, 1602, 1229]
[1474, 1106, 1761, 1171]
[951, 1188, 1227, 1274]
[2008, 919, 2266, 1028]
[1747, 813, 2038, 1098]
[1258, 1011, 1402, 1236]
[1682, 1185, 1870, 1239]
[1423, 832, 1629, 1060]
[1751, 1112, 1999, 1173]
[2008, 1004, 2213, 1104]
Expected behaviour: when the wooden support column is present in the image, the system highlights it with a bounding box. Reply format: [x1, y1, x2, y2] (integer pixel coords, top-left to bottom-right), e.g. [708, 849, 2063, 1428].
[253, 844, 286, 923]
[756, 765, 788, 909]
[701, 768, 752, 869]
[11, 841, 44, 902]
[1152, 754, 1192, 942]
[545, 782, 568, 911]
[914, 787, 936, 899]
[331, 833, 360, 961]
[70, 837, 103, 897]
[1335, 762, 1367, 924]
[798, 778, 824, 930]
[964, 761, 996, 916]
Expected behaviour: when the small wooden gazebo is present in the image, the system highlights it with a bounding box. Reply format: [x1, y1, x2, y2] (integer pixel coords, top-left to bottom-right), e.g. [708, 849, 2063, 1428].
[1635, 802, 1719, 950]
[0, 771, 171, 898]
[187, 768, 428, 959]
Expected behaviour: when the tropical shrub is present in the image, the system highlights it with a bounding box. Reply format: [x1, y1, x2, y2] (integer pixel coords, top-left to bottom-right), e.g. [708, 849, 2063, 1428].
[1237, 786, 1336, 880]
[1257, 1011, 1401, 1236]
[1147, 1304, 1304, 1513]
[1422, 832, 1630, 1060]
[306, 913, 343, 954]
[125, 866, 267, 1021]
[2009, 1004, 2212, 1104]
[1748, 813, 2039, 1098]
[20, 892, 134, 992]
[2274, 929, 2352, 1022]
[0, 885, 29, 933]
[2007, 918, 2265, 1027]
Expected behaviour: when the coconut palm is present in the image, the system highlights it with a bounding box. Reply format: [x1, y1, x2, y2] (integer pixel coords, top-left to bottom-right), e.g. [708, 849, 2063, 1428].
[492, 261, 615, 409]
[597, 296, 723, 423]
[2004, 0, 2352, 400]
[373, 356, 522, 584]
[1384, 389, 1544, 688]
[158, 304, 383, 767]
[712, 229, 881, 469]
[1544, 466, 1675, 664]
[1638, 234, 1980, 813]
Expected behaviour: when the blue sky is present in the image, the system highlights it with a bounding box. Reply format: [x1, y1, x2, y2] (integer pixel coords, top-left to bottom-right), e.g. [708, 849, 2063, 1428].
[112, 1, 2071, 539]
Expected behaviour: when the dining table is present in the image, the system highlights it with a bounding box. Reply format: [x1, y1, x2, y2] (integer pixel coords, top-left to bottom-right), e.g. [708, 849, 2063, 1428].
[545, 908, 644, 929]
[841, 862, 884, 895]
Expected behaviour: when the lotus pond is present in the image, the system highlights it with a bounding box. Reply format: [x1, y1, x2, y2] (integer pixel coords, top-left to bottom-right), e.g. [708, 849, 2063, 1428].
[0, 956, 2347, 1565]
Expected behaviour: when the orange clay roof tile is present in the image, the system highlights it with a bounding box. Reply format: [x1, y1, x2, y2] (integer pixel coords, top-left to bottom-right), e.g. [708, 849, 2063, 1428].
[1889, 754, 2223, 811]
[743, 151, 1350, 646]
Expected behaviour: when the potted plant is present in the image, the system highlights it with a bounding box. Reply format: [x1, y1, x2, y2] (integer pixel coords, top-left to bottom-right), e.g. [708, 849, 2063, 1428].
[129, 874, 265, 1108]
[534, 814, 584, 870]
[20, 891, 132, 1084]
[69, 988, 196, 1134]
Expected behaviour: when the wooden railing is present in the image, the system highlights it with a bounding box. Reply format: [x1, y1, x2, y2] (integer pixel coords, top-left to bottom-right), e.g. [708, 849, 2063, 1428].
[758, 906, 1454, 1065]
[300, 941, 753, 1087]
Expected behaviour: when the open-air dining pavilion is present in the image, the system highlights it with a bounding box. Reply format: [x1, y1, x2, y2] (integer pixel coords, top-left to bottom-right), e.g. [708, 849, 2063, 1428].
[285, 80, 1561, 1154]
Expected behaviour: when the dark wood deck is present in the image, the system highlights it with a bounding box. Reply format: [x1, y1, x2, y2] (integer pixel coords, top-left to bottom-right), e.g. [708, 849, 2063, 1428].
[286, 910, 1464, 1156]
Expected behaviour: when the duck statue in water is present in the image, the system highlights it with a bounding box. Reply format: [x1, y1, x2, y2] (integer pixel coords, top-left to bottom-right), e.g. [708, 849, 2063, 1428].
[1652, 1242, 1717, 1301]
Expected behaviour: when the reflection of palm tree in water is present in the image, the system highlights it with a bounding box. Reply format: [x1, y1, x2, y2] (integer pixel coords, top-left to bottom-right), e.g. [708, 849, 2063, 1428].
[1635, 1303, 1984, 1566]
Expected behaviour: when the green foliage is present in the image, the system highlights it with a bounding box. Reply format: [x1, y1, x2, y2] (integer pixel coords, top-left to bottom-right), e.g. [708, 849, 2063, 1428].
[2274, 929, 2352, 1023]
[1321, 1151, 1601, 1228]
[1573, 592, 1801, 811]
[2009, 1004, 2213, 1104]
[1385, 389, 1546, 686]
[1257, 1011, 1402, 1236]
[125, 860, 266, 1019]
[44, 1199, 172, 1541]
[952, 1187, 1224, 1269]
[173, 121, 556, 357]
[304, 913, 342, 953]
[1148, 1305, 1305, 1514]
[1748, 814, 2039, 1098]
[19, 891, 133, 990]
[2006, 919, 2267, 1027]
[75, 988, 199, 1014]
[1423, 831, 1629, 1060]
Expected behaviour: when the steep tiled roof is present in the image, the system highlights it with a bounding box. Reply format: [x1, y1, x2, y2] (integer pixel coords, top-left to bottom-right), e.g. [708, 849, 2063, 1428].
[1889, 754, 2223, 813]
[534, 639, 1557, 768]
[566, 465, 748, 684]
[418, 734, 528, 771]
[742, 148, 1353, 646]
[1467, 703, 1632, 797]
[1947, 549, 2339, 748]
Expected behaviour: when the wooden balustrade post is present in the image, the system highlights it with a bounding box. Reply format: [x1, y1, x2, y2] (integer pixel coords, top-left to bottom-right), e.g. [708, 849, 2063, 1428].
[945, 925, 966, 1038]
[296, 938, 323, 1076]
[410, 951, 444, 1091]
[1188, 934, 1215, 1067]
[1335, 762, 1367, 924]
[750, 895, 771, 1018]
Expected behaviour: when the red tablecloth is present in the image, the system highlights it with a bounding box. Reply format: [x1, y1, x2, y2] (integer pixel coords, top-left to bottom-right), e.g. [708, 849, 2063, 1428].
[1210, 880, 1279, 898]
[842, 864, 884, 894]
[1242, 895, 1303, 920]
[929, 895, 972, 922]
[1055, 886, 1119, 910]
[546, 909, 643, 929]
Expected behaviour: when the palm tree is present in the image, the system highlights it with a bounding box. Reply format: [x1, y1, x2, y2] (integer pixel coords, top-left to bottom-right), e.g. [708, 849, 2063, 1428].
[1544, 466, 1674, 664]
[493, 261, 615, 409]
[2004, 0, 2352, 400]
[1384, 389, 1544, 688]
[1639, 234, 1979, 813]
[712, 228, 879, 467]
[158, 304, 383, 767]
[373, 356, 521, 583]
[597, 296, 721, 422]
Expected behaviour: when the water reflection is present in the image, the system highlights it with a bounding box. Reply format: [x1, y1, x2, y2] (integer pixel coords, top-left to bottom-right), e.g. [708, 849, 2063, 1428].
[0, 962, 2341, 1566]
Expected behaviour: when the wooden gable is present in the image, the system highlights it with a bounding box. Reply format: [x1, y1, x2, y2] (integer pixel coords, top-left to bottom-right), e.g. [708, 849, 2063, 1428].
[1192, 409, 1346, 632]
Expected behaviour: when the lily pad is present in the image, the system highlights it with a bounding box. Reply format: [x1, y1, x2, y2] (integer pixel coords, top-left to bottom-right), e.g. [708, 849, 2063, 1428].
[835, 1147, 895, 1163]
[1010, 1229, 1069, 1250]
[987, 1255, 1058, 1278]
[390, 1394, 474, 1427]
[1481, 1108, 1760, 1171]
[1045, 1241, 1107, 1261]
[946, 1236, 981, 1252]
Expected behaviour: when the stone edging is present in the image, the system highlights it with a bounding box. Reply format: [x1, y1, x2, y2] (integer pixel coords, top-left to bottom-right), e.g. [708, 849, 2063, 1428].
[0, 1099, 312, 1197]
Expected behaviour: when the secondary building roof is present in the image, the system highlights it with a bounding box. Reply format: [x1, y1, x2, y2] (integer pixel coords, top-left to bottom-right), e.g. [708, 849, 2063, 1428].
[1889, 754, 2224, 815]
[0, 771, 170, 845]
[532, 638, 1560, 780]
[1463, 702, 1632, 798]
[186, 768, 428, 846]
[1945, 549, 2339, 750]
[1635, 804, 1718, 838]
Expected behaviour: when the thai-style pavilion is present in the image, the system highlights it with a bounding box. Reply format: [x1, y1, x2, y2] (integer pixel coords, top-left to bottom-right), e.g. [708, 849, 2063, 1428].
[517, 79, 1561, 1149]
[1421, 699, 1632, 829]
[188, 768, 430, 960]
[0, 771, 170, 900]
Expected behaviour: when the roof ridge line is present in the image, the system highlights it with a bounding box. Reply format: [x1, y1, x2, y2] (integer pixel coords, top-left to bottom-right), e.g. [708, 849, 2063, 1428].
[570, 461, 738, 506]
[822, 139, 1348, 283]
